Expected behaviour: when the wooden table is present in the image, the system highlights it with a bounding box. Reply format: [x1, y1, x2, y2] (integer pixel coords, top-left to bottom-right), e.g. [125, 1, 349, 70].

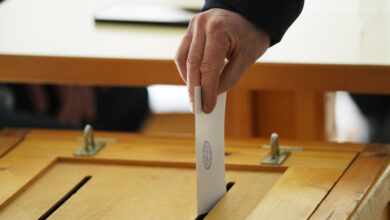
[0, 128, 389, 219]
[0, 0, 390, 140]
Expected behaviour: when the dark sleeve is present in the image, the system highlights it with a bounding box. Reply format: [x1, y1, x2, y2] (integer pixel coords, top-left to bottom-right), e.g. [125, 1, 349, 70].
[202, 0, 304, 46]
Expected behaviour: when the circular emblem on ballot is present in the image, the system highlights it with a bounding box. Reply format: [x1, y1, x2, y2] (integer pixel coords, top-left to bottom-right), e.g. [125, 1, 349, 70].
[203, 140, 212, 170]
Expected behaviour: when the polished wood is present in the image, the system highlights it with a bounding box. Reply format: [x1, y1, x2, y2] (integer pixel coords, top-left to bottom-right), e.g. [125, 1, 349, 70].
[1, 55, 390, 94]
[1, 129, 388, 219]
[225, 89, 254, 137]
[0, 136, 22, 158]
[253, 91, 325, 140]
[310, 144, 390, 220]
[141, 113, 194, 136]
[247, 167, 344, 220]
[0, 162, 281, 219]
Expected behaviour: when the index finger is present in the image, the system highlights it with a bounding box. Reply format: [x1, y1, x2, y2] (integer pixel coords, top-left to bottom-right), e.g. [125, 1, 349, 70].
[200, 32, 229, 113]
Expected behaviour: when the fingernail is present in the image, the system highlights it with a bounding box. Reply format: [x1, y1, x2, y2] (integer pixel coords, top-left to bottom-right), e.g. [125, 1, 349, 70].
[202, 102, 210, 113]
[190, 103, 194, 113]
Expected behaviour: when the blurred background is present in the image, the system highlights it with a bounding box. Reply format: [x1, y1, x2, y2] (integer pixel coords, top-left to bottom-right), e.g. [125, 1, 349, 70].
[0, 0, 389, 144]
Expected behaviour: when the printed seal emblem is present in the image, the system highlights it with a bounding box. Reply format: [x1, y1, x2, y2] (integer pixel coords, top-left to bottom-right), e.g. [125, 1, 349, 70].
[202, 140, 212, 170]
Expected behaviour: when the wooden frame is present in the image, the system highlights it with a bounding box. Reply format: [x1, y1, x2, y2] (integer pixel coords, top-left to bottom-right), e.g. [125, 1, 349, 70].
[1, 55, 389, 94]
[0, 129, 388, 219]
[1, 54, 390, 140]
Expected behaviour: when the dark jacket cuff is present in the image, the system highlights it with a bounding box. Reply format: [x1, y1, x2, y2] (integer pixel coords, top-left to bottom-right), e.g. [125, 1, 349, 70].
[202, 0, 304, 46]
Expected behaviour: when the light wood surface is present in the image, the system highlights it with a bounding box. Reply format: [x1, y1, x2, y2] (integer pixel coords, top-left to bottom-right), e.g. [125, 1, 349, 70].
[352, 164, 390, 220]
[310, 144, 390, 220]
[247, 167, 345, 220]
[0, 136, 22, 158]
[3, 129, 388, 219]
[0, 161, 281, 219]
[1, 55, 390, 94]
[253, 91, 325, 140]
[0, 129, 359, 218]
[141, 113, 194, 136]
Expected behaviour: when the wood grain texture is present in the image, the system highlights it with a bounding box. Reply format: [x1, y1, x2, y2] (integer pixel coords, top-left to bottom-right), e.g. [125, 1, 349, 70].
[25, 128, 365, 152]
[351, 164, 390, 220]
[0, 129, 358, 218]
[141, 113, 194, 136]
[247, 167, 345, 220]
[1, 55, 390, 94]
[310, 144, 390, 220]
[0, 162, 281, 219]
[0, 155, 55, 210]
[10, 132, 356, 170]
[225, 89, 254, 137]
[253, 91, 325, 141]
[0, 137, 22, 158]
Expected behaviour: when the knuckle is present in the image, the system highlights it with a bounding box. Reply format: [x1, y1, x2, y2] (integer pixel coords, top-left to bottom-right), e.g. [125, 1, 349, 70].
[186, 56, 202, 68]
[200, 62, 218, 75]
[191, 12, 208, 27]
[207, 18, 225, 32]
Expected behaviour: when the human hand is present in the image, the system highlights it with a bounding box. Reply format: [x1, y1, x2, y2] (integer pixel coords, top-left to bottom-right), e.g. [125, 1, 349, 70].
[56, 85, 96, 127]
[175, 8, 270, 113]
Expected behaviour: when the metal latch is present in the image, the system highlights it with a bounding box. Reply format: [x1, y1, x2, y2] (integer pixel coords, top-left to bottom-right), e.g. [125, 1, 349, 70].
[74, 124, 105, 156]
[261, 133, 290, 165]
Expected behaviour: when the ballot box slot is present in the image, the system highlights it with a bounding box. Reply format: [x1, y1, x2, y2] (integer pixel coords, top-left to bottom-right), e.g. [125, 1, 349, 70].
[195, 181, 235, 220]
[38, 176, 92, 220]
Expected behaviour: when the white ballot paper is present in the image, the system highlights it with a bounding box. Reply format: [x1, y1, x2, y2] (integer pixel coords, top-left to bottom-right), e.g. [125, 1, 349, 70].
[195, 86, 227, 215]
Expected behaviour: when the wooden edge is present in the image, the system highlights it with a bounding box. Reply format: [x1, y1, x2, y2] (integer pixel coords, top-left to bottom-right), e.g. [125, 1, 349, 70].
[0, 128, 29, 138]
[350, 164, 390, 220]
[0, 55, 390, 94]
[0, 158, 56, 210]
[0, 128, 29, 158]
[309, 144, 390, 220]
[25, 128, 364, 153]
[57, 157, 287, 172]
[246, 167, 346, 220]
[0, 137, 23, 158]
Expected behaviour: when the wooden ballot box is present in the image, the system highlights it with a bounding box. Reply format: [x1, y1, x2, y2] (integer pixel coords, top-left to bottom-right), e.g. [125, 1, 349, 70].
[0, 128, 388, 219]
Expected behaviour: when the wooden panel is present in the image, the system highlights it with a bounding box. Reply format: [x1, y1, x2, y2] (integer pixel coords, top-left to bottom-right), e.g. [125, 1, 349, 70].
[352, 164, 390, 220]
[310, 144, 390, 220]
[1, 55, 390, 94]
[247, 167, 345, 220]
[225, 89, 254, 137]
[25, 128, 366, 153]
[141, 113, 194, 136]
[0, 129, 358, 216]
[0, 161, 281, 219]
[294, 92, 325, 140]
[206, 171, 281, 220]
[6, 134, 356, 170]
[253, 91, 324, 140]
[0, 137, 22, 158]
[0, 155, 55, 209]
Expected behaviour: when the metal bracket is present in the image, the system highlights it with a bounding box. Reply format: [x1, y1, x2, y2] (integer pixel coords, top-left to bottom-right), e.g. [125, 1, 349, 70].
[261, 133, 290, 165]
[74, 124, 105, 156]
